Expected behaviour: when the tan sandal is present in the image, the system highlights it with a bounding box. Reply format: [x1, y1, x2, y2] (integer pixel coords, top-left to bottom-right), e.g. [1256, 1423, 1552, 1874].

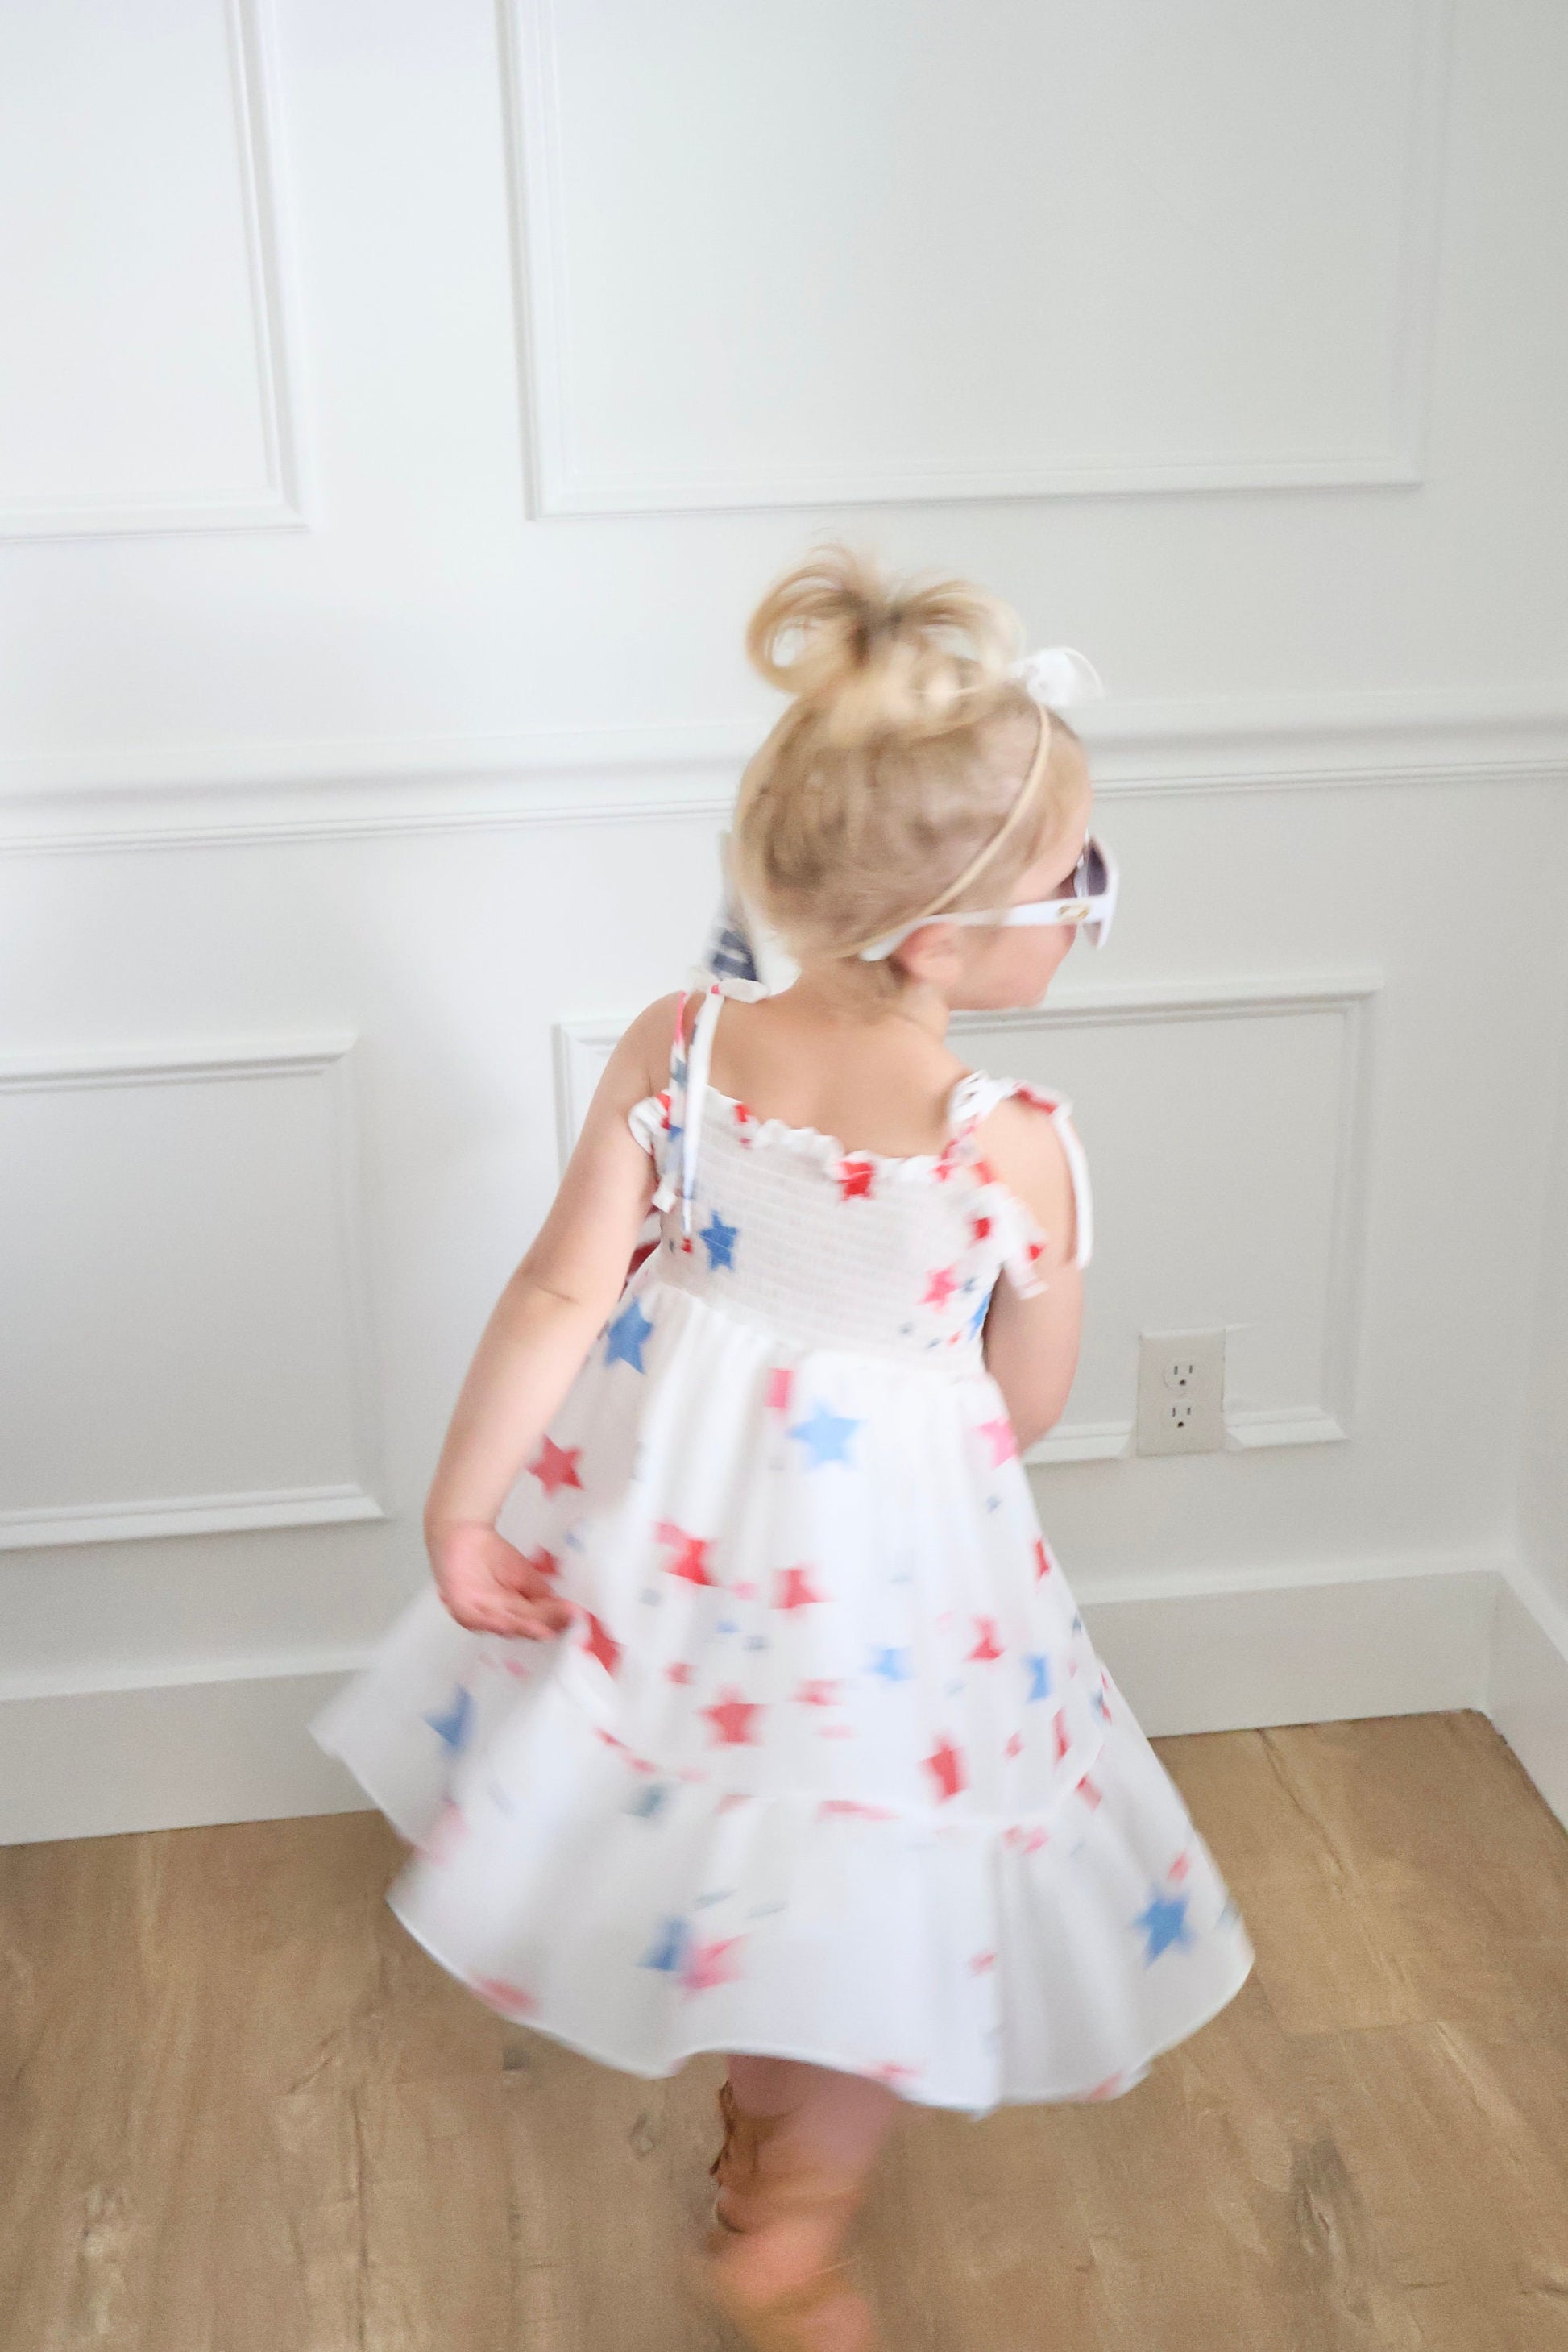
[682, 2080, 880, 2352]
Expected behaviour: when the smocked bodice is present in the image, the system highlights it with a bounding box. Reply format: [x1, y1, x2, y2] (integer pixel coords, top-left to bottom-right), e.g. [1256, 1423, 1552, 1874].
[625, 976, 1092, 1368]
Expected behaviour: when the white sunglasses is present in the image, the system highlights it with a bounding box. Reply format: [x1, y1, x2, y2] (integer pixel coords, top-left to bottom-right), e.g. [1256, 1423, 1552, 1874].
[857, 832, 1118, 962]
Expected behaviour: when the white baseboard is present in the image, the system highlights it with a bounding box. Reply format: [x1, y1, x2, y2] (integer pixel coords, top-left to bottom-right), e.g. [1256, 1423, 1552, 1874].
[7, 1549, 1562, 1847]
[1487, 1556, 1568, 1836]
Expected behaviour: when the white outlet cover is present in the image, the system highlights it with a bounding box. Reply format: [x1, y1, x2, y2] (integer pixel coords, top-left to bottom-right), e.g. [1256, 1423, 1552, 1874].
[1135, 1329, 1227, 1455]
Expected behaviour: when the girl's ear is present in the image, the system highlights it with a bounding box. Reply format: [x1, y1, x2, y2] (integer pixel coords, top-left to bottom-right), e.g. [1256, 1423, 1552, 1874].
[894, 920, 962, 989]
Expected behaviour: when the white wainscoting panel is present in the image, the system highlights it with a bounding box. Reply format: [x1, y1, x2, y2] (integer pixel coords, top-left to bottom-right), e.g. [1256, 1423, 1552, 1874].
[0, 1036, 383, 1548]
[555, 972, 1380, 1465]
[505, 0, 1450, 512]
[0, 0, 302, 537]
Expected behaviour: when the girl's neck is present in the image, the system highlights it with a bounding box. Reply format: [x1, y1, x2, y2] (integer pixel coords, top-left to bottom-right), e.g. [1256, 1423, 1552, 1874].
[784, 961, 952, 1043]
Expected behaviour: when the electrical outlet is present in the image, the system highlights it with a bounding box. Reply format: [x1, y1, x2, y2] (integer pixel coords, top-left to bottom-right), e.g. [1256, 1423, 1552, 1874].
[1135, 1330, 1227, 1454]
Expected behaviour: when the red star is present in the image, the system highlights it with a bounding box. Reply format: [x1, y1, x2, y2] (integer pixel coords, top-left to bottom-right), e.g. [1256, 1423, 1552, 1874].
[971, 1155, 999, 1186]
[582, 1612, 622, 1675]
[1034, 1538, 1056, 1581]
[834, 1157, 875, 1201]
[865, 2062, 921, 2088]
[969, 1951, 997, 1974]
[923, 1265, 959, 1309]
[1052, 1707, 1071, 1763]
[977, 1417, 1018, 1466]
[924, 1735, 967, 1802]
[816, 1798, 896, 1821]
[732, 1101, 758, 1144]
[765, 1367, 794, 1413]
[774, 1564, 826, 1611]
[655, 1522, 716, 1584]
[1080, 1777, 1103, 1811]
[521, 1546, 560, 1582]
[793, 1678, 841, 1707]
[682, 1936, 746, 1992]
[470, 1976, 538, 2018]
[703, 1687, 764, 1746]
[969, 1213, 993, 1242]
[1168, 1844, 1192, 1883]
[1014, 1084, 1063, 1118]
[529, 1437, 583, 1496]
[666, 1661, 694, 1686]
[1004, 1730, 1024, 1760]
[968, 1616, 1004, 1663]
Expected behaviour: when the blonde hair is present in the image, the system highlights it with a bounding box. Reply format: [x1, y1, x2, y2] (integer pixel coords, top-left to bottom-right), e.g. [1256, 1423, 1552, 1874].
[730, 545, 1085, 980]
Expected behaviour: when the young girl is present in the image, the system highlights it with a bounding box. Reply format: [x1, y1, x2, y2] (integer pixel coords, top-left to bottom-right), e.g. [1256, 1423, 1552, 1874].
[310, 548, 1255, 2351]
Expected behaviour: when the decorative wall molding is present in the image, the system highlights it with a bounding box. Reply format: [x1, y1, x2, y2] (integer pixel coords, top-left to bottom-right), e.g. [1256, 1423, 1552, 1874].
[501, 0, 1453, 516]
[0, 0, 305, 541]
[0, 1033, 384, 1550]
[950, 975, 1381, 1462]
[557, 970, 1381, 1465]
[3, 691, 1566, 855]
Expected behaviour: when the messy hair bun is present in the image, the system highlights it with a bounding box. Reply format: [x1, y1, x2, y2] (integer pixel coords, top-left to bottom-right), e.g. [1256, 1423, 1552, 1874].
[745, 545, 1020, 747]
[731, 544, 1085, 977]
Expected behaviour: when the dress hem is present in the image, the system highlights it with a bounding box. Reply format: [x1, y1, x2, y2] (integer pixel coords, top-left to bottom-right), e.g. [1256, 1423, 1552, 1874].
[381, 1874, 1256, 2123]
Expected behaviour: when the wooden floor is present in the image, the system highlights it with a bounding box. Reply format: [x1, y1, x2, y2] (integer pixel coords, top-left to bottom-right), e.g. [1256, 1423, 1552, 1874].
[5, 1709, 1568, 2351]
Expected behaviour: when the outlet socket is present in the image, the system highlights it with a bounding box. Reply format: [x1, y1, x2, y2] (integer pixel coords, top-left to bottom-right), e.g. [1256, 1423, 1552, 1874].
[1135, 1329, 1227, 1454]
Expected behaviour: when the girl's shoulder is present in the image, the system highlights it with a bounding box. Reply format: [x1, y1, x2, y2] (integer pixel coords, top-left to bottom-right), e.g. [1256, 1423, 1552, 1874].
[963, 1082, 1090, 1273]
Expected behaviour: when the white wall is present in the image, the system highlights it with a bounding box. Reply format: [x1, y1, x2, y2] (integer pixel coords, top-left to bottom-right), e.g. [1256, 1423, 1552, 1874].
[2, 0, 1566, 1840]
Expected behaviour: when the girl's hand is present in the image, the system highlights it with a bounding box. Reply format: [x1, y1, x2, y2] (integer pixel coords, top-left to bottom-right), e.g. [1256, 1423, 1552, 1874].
[428, 1520, 578, 1641]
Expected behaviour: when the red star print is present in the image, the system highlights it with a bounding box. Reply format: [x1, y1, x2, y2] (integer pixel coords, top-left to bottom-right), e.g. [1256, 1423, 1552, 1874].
[682, 1936, 746, 1993]
[1052, 1707, 1071, 1762]
[793, 1678, 842, 1707]
[865, 2062, 921, 2088]
[977, 1418, 1018, 1466]
[774, 1564, 826, 1611]
[969, 1213, 993, 1242]
[1080, 1777, 1103, 1810]
[703, 1687, 764, 1746]
[655, 1522, 716, 1584]
[529, 1437, 583, 1496]
[924, 1735, 967, 1802]
[834, 1157, 875, 1200]
[521, 1546, 560, 1582]
[969, 1951, 997, 1975]
[417, 1796, 468, 1864]
[595, 1726, 627, 1751]
[732, 1101, 757, 1143]
[1168, 1844, 1192, 1883]
[968, 1616, 1004, 1662]
[657, 1088, 673, 1129]
[1034, 1538, 1055, 1580]
[470, 1976, 538, 2018]
[583, 1613, 622, 1675]
[765, 1367, 794, 1413]
[923, 1265, 959, 1309]
[717, 1791, 753, 1813]
[1005, 1730, 1024, 1760]
[666, 1661, 694, 1686]
[971, 1155, 999, 1186]
[817, 1798, 896, 1821]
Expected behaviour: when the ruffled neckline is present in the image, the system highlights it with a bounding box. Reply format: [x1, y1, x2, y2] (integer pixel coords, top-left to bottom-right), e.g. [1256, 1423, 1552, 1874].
[633, 1069, 1005, 1182]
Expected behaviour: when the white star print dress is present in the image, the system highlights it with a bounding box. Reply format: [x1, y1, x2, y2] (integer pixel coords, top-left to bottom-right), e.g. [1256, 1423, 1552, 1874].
[311, 973, 1254, 2115]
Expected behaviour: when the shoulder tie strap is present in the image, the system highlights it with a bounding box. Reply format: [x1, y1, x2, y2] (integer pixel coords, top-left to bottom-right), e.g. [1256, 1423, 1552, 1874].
[650, 972, 768, 1238]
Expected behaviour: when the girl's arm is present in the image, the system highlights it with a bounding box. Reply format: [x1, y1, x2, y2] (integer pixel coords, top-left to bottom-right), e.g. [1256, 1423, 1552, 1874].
[422, 993, 679, 1638]
[973, 1101, 1084, 1453]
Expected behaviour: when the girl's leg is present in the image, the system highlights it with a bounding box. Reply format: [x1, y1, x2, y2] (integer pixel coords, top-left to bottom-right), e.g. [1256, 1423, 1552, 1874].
[702, 2055, 902, 2334]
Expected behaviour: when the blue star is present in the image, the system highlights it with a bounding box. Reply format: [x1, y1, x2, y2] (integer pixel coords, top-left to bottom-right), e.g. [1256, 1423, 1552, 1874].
[1023, 1653, 1052, 1703]
[868, 1645, 912, 1683]
[625, 1782, 672, 1819]
[699, 1211, 738, 1271]
[605, 1297, 654, 1371]
[638, 1915, 690, 1972]
[788, 1401, 861, 1468]
[967, 1287, 993, 1339]
[1132, 1886, 1196, 1964]
[423, 1683, 474, 1752]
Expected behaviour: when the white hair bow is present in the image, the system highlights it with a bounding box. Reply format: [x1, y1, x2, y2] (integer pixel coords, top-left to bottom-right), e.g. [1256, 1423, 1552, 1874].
[1012, 647, 1105, 709]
